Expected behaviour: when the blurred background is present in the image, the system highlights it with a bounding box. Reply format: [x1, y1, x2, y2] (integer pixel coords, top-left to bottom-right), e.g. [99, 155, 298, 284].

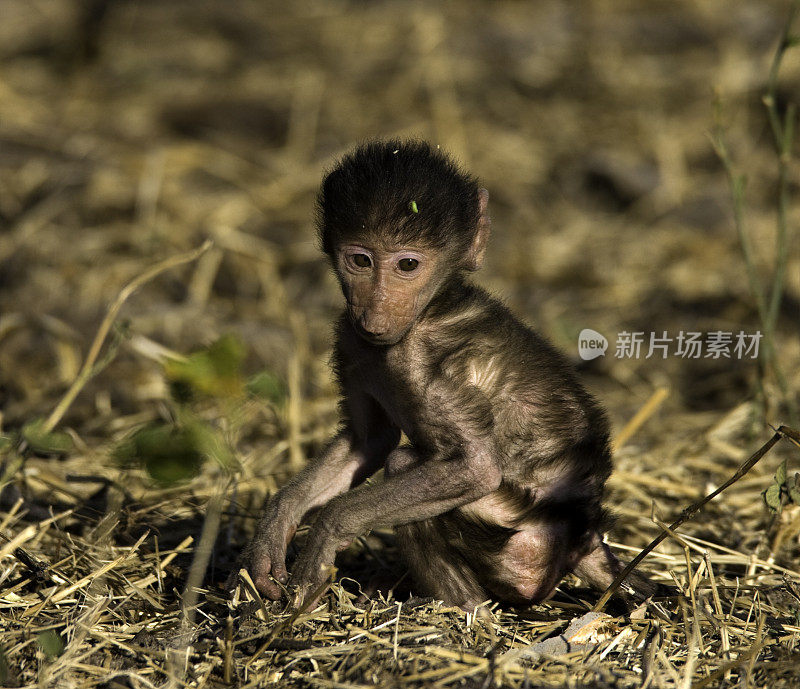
[0, 0, 799, 574]
[2, 2, 800, 685]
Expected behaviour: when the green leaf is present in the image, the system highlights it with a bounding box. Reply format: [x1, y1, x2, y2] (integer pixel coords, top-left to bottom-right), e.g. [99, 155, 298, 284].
[115, 423, 204, 485]
[0, 434, 13, 455]
[22, 419, 72, 455]
[164, 335, 246, 400]
[763, 483, 782, 512]
[37, 630, 64, 659]
[246, 369, 287, 405]
[115, 414, 238, 484]
[184, 416, 238, 470]
[789, 474, 800, 505]
[409, 200, 419, 213]
[775, 460, 787, 486]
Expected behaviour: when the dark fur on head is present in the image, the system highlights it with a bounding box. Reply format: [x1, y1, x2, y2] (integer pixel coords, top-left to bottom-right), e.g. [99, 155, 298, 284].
[317, 139, 481, 258]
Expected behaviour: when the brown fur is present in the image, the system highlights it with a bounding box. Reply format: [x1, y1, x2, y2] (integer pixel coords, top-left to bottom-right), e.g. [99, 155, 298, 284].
[245, 140, 655, 609]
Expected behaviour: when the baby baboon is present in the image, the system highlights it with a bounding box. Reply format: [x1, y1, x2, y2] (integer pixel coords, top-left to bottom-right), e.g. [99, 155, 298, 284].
[246, 140, 652, 609]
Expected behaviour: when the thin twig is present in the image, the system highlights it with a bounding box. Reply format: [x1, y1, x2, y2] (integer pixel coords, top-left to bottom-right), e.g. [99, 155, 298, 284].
[593, 426, 797, 612]
[711, 2, 799, 423]
[763, 0, 798, 349]
[180, 483, 228, 628]
[42, 240, 213, 434]
[612, 387, 669, 452]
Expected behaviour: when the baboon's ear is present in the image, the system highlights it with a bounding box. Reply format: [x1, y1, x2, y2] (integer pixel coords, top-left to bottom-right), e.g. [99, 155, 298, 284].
[465, 188, 491, 271]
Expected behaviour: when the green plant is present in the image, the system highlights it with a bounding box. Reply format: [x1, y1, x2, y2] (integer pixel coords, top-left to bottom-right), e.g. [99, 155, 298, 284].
[711, 1, 800, 425]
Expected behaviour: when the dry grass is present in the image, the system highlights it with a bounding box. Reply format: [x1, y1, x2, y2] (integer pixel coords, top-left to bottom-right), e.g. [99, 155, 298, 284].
[1, 1, 800, 687]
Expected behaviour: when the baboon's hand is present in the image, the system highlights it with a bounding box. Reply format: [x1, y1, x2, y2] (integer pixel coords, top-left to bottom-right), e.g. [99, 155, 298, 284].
[288, 509, 352, 608]
[247, 499, 297, 600]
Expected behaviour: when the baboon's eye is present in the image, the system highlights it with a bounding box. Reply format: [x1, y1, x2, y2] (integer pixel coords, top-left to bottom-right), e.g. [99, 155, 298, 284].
[352, 254, 372, 268]
[398, 258, 419, 272]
